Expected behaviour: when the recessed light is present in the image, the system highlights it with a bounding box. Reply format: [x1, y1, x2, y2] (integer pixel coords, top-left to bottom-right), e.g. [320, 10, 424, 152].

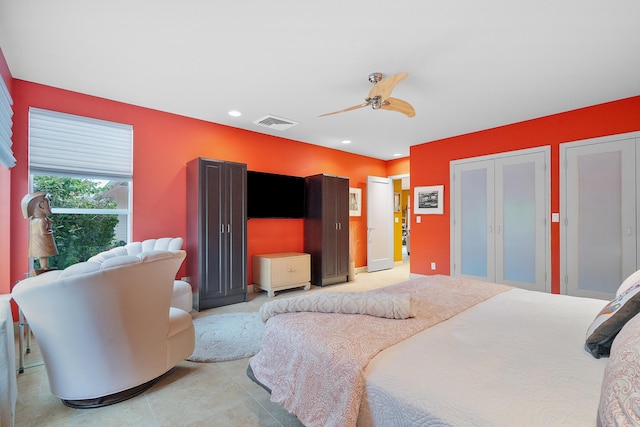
[228, 110, 242, 117]
[393, 153, 403, 157]
[341, 140, 351, 144]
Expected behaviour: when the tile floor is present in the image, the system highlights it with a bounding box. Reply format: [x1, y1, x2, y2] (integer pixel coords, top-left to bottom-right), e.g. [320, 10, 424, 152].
[14, 259, 411, 427]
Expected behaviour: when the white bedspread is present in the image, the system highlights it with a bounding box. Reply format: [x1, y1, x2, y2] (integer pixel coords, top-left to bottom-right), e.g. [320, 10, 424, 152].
[358, 288, 609, 427]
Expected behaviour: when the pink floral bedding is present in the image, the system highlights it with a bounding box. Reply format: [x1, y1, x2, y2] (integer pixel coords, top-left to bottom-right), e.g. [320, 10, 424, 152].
[249, 275, 511, 427]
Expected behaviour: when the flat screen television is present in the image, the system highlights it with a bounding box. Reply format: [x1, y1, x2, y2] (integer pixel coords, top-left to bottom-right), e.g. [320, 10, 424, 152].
[247, 171, 305, 219]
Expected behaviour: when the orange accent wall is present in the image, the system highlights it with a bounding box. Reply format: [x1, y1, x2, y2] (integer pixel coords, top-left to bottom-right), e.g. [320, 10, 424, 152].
[386, 156, 409, 176]
[410, 95, 640, 293]
[0, 48, 12, 296]
[8, 79, 391, 290]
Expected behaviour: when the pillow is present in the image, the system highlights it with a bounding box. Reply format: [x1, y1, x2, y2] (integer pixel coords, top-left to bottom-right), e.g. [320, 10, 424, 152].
[617, 269, 640, 297]
[598, 311, 640, 426]
[259, 291, 415, 322]
[586, 282, 640, 358]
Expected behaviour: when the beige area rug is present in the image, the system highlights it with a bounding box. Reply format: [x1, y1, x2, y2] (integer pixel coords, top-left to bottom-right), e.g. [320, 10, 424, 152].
[187, 312, 265, 362]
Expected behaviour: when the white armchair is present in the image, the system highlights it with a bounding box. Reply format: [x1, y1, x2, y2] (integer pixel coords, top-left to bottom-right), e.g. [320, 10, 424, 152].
[11, 248, 195, 408]
[88, 237, 193, 312]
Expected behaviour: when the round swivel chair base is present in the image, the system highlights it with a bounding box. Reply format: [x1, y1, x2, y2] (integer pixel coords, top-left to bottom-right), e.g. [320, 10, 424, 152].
[61, 377, 160, 409]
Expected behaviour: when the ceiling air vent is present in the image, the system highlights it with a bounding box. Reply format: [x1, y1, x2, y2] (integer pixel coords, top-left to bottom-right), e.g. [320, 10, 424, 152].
[253, 115, 298, 131]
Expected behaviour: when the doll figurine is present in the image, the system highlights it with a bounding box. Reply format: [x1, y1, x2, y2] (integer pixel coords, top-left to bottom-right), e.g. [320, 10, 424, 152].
[21, 192, 58, 273]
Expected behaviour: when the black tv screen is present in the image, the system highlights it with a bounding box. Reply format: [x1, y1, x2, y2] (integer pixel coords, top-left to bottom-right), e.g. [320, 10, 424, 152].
[247, 171, 305, 219]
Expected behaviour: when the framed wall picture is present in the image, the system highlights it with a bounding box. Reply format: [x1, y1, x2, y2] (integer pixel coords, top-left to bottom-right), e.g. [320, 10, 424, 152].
[394, 192, 401, 212]
[349, 187, 362, 216]
[414, 185, 444, 215]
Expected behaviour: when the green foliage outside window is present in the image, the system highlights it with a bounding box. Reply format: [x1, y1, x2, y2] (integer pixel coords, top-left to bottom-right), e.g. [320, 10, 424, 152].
[33, 176, 121, 270]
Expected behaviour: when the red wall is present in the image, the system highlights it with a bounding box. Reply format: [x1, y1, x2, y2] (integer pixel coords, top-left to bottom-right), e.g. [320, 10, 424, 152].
[0, 48, 12, 295]
[8, 79, 397, 290]
[410, 95, 640, 293]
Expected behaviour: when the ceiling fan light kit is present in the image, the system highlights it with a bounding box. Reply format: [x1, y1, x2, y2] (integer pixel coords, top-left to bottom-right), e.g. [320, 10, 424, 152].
[320, 72, 415, 118]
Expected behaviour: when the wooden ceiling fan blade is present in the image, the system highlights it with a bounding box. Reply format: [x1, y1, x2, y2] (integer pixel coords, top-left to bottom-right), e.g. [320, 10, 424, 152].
[381, 97, 416, 118]
[319, 102, 369, 117]
[368, 72, 409, 101]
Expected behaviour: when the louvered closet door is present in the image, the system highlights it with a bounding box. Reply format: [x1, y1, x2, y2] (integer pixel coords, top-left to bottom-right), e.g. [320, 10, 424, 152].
[562, 136, 638, 299]
[452, 148, 549, 292]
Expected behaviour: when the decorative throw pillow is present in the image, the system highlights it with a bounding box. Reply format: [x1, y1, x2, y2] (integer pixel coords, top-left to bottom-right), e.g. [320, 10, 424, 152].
[586, 282, 640, 358]
[616, 269, 640, 297]
[598, 311, 640, 426]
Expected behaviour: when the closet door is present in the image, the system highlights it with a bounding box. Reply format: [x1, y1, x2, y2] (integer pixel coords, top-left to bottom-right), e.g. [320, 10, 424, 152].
[452, 159, 495, 282]
[225, 161, 247, 297]
[494, 152, 547, 291]
[562, 137, 637, 299]
[334, 176, 350, 278]
[452, 149, 549, 292]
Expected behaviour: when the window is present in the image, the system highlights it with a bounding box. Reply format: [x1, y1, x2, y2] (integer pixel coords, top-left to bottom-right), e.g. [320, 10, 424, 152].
[0, 77, 15, 169]
[28, 108, 133, 269]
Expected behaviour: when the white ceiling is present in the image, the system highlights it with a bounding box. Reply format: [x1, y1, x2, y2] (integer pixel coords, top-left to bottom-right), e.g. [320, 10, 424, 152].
[1, 1, 639, 160]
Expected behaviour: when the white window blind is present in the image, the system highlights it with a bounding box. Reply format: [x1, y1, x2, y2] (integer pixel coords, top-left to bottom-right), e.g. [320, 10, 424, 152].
[0, 77, 15, 169]
[29, 108, 132, 179]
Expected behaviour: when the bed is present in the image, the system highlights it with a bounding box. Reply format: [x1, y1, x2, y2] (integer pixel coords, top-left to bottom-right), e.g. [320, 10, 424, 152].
[248, 274, 640, 427]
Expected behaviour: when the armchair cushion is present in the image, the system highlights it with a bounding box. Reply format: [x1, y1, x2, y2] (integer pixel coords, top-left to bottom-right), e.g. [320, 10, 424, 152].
[59, 262, 99, 278]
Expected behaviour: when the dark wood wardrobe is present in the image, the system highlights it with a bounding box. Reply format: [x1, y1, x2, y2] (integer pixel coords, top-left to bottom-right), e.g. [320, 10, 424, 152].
[186, 157, 247, 310]
[304, 174, 350, 286]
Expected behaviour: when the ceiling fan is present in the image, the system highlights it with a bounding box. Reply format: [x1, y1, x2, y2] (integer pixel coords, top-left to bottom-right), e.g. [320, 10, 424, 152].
[320, 72, 416, 118]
